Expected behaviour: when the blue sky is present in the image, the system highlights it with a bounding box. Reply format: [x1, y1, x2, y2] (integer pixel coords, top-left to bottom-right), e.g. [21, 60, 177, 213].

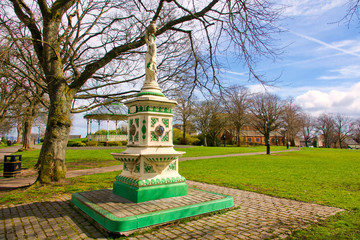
[68, 0, 360, 137]
[222, 0, 360, 118]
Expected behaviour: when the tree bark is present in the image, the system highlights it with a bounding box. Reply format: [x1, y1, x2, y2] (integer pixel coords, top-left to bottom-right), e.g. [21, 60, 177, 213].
[36, 83, 74, 183]
[236, 127, 241, 146]
[21, 104, 37, 150]
[16, 123, 22, 144]
[22, 115, 35, 150]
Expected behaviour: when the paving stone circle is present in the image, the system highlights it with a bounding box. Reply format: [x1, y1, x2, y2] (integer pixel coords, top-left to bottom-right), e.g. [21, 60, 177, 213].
[1, 180, 343, 239]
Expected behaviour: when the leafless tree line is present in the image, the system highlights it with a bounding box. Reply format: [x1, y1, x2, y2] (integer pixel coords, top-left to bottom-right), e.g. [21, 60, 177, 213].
[176, 88, 360, 148]
[0, 0, 283, 183]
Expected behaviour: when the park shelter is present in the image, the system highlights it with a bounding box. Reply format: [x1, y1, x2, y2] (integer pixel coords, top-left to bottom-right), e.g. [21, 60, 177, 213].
[83, 103, 128, 142]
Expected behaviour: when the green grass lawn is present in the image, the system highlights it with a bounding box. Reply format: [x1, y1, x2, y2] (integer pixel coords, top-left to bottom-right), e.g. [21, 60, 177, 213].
[1, 148, 126, 172]
[179, 148, 360, 239]
[0, 172, 119, 205]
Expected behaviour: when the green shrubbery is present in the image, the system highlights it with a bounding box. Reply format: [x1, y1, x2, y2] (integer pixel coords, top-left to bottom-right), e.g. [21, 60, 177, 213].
[94, 129, 126, 135]
[106, 141, 123, 146]
[173, 128, 200, 145]
[85, 141, 98, 146]
[66, 139, 127, 147]
[67, 141, 86, 147]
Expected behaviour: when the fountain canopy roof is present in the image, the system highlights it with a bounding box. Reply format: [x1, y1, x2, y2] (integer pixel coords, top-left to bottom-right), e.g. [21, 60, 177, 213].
[84, 103, 128, 121]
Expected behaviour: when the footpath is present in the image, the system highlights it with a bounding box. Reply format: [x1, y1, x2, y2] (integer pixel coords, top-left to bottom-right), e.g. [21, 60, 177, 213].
[0, 147, 343, 239]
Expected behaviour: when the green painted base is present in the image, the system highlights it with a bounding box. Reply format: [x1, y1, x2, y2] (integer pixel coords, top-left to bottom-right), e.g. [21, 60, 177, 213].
[113, 181, 188, 203]
[71, 188, 234, 234]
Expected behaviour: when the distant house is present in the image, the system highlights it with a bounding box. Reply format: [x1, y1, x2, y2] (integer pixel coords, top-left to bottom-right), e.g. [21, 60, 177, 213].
[222, 126, 285, 146]
[344, 138, 360, 149]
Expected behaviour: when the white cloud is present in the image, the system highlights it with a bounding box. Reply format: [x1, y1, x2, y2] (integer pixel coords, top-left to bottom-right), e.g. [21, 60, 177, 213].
[331, 39, 360, 53]
[222, 69, 247, 76]
[248, 84, 278, 94]
[280, 0, 345, 17]
[318, 65, 360, 80]
[295, 82, 360, 117]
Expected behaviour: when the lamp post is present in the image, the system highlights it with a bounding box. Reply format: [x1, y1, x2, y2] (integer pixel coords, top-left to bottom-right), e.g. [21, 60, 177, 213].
[266, 118, 270, 155]
[286, 130, 289, 149]
[222, 133, 226, 147]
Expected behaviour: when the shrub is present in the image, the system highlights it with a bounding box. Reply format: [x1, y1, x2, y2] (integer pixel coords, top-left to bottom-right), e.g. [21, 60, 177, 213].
[107, 141, 122, 146]
[67, 141, 86, 147]
[85, 141, 98, 146]
[94, 129, 124, 135]
[173, 128, 200, 145]
[120, 140, 128, 146]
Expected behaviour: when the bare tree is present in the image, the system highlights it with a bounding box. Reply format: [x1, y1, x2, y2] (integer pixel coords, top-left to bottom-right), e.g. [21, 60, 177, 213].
[248, 93, 284, 146]
[299, 113, 315, 147]
[282, 97, 302, 146]
[342, 0, 360, 24]
[0, 21, 48, 150]
[333, 113, 353, 148]
[193, 100, 226, 146]
[224, 86, 249, 146]
[174, 93, 195, 145]
[351, 118, 360, 143]
[0, 46, 24, 123]
[3, 0, 281, 183]
[315, 113, 335, 148]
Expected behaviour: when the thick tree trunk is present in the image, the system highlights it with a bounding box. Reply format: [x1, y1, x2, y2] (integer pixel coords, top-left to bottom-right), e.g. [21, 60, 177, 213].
[22, 116, 35, 150]
[236, 127, 241, 146]
[21, 104, 37, 150]
[36, 83, 74, 183]
[16, 123, 22, 144]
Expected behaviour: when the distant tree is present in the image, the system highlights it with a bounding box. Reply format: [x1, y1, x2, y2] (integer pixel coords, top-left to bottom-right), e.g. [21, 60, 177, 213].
[333, 114, 353, 148]
[282, 97, 302, 146]
[0, 24, 48, 150]
[351, 119, 360, 143]
[0, 118, 14, 140]
[0, 45, 24, 123]
[299, 113, 315, 147]
[315, 113, 335, 148]
[174, 93, 195, 145]
[224, 86, 250, 146]
[193, 100, 226, 146]
[248, 93, 284, 146]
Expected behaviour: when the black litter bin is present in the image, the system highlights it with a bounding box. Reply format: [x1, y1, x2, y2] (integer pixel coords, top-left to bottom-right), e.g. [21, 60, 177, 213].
[3, 155, 22, 177]
[7, 140, 12, 146]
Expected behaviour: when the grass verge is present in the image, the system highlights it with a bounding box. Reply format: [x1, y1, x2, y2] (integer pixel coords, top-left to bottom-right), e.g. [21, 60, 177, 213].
[1, 148, 125, 173]
[179, 148, 360, 239]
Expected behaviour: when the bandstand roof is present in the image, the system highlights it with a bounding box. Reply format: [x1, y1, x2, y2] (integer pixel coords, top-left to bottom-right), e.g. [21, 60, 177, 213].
[84, 103, 128, 121]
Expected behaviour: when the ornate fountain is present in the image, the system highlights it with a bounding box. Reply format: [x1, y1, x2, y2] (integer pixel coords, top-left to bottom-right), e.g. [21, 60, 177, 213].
[111, 21, 187, 203]
[71, 21, 233, 234]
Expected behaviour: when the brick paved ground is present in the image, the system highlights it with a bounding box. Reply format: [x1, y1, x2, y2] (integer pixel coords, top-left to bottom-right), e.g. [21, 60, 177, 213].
[1, 180, 343, 240]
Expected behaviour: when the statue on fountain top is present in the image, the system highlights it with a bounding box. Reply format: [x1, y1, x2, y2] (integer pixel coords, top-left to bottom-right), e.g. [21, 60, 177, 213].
[145, 21, 157, 83]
